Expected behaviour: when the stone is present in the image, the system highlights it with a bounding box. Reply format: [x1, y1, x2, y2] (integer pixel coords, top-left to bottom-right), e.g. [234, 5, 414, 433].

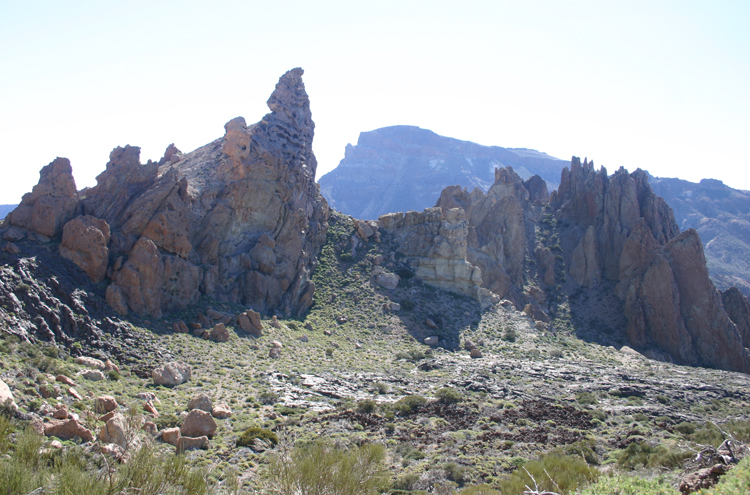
[0, 378, 17, 411]
[99, 411, 116, 423]
[7, 157, 80, 238]
[464, 340, 476, 351]
[212, 404, 232, 419]
[424, 336, 439, 346]
[75, 356, 105, 370]
[569, 225, 600, 287]
[425, 318, 438, 329]
[162, 427, 181, 446]
[104, 359, 120, 372]
[176, 435, 209, 452]
[376, 272, 400, 290]
[298, 335, 309, 342]
[180, 409, 217, 438]
[59, 215, 111, 283]
[269, 347, 281, 359]
[68, 388, 82, 400]
[187, 393, 213, 413]
[136, 392, 160, 403]
[52, 404, 69, 419]
[44, 418, 94, 442]
[99, 413, 127, 448]
[208, 323, 230, 342]
[152, 361, 191, 386]
[271, 340, 283, 349]
[94, 395, 118, 413]
[389, 302, 401, 311]
[271, 315, 281, 328]
[4, 242, 20, 254]
[106, 284, 129, 315]
[142, 421, 158, 435]
[238, 310, 262, 337]
[83, 369, 105, 381]
[143, 401, 159, 416]
[3, 227, 25, 241]
[55, 375, 76, 386]
[470, 348, 483, 358]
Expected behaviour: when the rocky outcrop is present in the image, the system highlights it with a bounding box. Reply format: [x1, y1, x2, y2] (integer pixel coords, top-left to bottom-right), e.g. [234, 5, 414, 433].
[60, 215, 110, 283]
[319, 125, 567, 220]
[11, 68, 328, 319]
[7, 158, 80, 238]
[553, 157, 750, 373]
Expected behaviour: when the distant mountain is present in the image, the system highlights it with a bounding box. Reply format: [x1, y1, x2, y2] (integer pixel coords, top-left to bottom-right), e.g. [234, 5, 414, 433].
[649, 176, 750, 295]
[318, 125, 567, 220]
[0, 205, 17, 219]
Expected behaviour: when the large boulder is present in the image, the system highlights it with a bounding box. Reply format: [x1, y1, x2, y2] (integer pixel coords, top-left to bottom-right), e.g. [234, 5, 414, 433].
[152, 361, 191, 386]
[7, 157, 80, 238]
[44, 418, 94, 442]
[98, 413, 127, 448]
[0, 378, 17, 411]
[60, 215, 111, 283]
[180, 409, 217, 438]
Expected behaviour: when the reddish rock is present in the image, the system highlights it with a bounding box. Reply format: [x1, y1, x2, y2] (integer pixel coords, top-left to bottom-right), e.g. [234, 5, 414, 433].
[176, 435, 209, 453]
[162, 427, 181, 446]
[95, 395, 118, 413]
[52, 404, 69, 419]
[55, 375, 76, 386]
[44, 418, 94, 442]
[7, 157, 80, 238]
[187, 393, 213, 413]
[470, 348, 483, 359]
[180, 409, 217, 438]
[60, 215, 111, 283]
[99, 413, 127, 448]
[142, 421, 158, 435]
[208, 323, 230, 342]
[212, 404, 232, 419]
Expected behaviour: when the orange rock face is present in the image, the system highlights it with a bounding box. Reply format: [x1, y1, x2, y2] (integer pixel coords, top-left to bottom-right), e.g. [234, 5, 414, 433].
[60, 215, 110, 283]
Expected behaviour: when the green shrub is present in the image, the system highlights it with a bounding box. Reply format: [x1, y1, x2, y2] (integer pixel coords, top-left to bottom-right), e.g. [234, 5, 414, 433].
[502, 328, 518, 342]
[633, 413, 650, 423]
[263, 440, 387, 495]
[674, 421, 696, 435]
[106, 369, 121, 381]
[237, 427, 278, 448]
[401, 299, 416, 310]
[576, 392, 598, 405]
[395, 395, 427, 415]
[373, 382, 388, 394]
[339, 253, 354, 262]
[497, 454, 599, 495]
[578, 474, 678, 494]
[356, 399, 377, 414]
[155, 413, 181, 430]
[394, 349, 426, 362]
[259, 391, 279, 405]
[617, 442, 691, 470]
[443, 462, 467, 483]
[435, 387, 462, 404]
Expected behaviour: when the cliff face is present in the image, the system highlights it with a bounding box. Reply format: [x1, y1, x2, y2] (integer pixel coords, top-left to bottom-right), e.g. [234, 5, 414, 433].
[649, 176, 750, 295]
[319, 125, 566, 220]
[6, 68, 329, 319]
[552, 158, 750, 373]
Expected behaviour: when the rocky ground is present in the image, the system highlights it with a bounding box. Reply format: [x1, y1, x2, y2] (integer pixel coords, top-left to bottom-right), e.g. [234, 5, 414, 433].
[2, 211, 750, 493]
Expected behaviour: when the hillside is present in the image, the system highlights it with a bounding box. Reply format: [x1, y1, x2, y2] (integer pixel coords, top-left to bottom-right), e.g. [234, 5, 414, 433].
[318, 126, 567, 220]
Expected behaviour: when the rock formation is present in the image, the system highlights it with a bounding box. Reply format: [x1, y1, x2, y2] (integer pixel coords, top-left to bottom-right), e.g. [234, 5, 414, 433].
[319, 125, 567, 220]
[552, 158, 750, 373]
[6, 68, 329, 319]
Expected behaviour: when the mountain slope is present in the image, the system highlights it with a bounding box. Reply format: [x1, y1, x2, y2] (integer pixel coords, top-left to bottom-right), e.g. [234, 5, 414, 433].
[318, 125, 567, 220]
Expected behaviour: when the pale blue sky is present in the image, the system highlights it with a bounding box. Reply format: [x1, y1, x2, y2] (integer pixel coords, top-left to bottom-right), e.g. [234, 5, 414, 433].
[1, 1, 748, 203]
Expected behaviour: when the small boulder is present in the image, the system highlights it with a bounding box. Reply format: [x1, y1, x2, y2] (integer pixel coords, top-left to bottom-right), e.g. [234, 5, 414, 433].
[209, 323, 230, 342]
[464, 340, 477, 351]
[142, 422, 158, 435]
[0, 379, 18, 411]
[424, 336, 439, 346]
[94, 395, 118, 413]
[143, 401, 159, 416]
[376, 272, 400, 290]
[269, 347, 281, 359]
[52, 404, 69, 419]
[55, 375, 76, 386]
[180, 409, 217, 438]
[298, 335, 309, 343]
[152, 361, 191, 386]
[44, 418, 94, 442]
[83, 369, 105, 381]
[270, 316, 281, 329]
[4, 242, 20, 254]
[68, 387, 82, 400]
[104, 359, 120, 373]
[470, 348, 483, 359]
[425, 318, 438, 329]
[271, 340, 283, 349]
[162, 427, 181, 446]
[212, 404, 232, 419]
[176, 435, 209, 453]
[187, 393, 213, 413]
[99, 413, 127, 448]
[389, 302, 401, 311]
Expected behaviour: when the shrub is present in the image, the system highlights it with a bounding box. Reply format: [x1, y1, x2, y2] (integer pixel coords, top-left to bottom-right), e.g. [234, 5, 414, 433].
[401, 299, 416, 310]
[435, 387, 462, 404]
[617, 441, 691, 470]
[497, 454, 599, 495]
[339, 253, 354, 262]
[395, 395, 427, 415]
[155, 413, 181, 430]
[674, 422, 696, 435]
[502, 328, 518, 342]
[373, 382, 389, 394]
[356, 399, 377, 414]
[578, 474, 678, 495]
[394, 349, 427, 362]
[106, 369, 121, 381]
[443, 462, 467, 483]
[259, 391, 279, 405]
[459, 485, 501, 495]
[237, 427, 278, 448]
[263, 440, 387, 495]
[576, 392, 598, 405]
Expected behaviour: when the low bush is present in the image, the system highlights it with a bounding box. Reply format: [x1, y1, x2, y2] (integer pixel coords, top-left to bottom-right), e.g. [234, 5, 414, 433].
[617, 441, 691, 470]
[578, 474, 678, 494]
[356, 399, 377, 414]
[435, 387, 462, 404]
[263, 440, 387, 495]
[400, 299, 416, 310]
[497, 454, 599, 495]
[258, 391, 279, 405]
[501, 328, 518, 342]
[237, 427, 278, 448]
[395, 395, 427, 415]
[576, 392, 598, 405]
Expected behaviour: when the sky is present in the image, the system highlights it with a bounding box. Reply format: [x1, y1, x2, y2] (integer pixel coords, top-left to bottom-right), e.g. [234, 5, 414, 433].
[0, 1, 748, 204]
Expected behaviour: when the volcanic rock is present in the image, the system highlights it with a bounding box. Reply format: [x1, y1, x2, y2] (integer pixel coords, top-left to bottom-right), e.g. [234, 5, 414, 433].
[44, 418, 93, 442]
[187, 393, 213, 412]
[176, 435, 209, 452]
[180, 409, 217, 438]
[152, 361, 191, 386]
[99, 413, 127, 448]
[95, 395, 118, 413]
[0, 378, 17, 411]
[59, 215, 110, 283]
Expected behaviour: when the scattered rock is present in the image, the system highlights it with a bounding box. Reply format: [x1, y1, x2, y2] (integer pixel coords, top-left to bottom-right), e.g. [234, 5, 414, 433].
[336, 315, 348, 324]
[298, 335, 309, 343]
[180, 409, 217, 438]
[176, 435, 209, 453]
[68, 388, 82, 400]
[52, 404, 69, 419]
[4, 242, 20, 254]
[162, 427, 181, 446]
[94, 395, 118, 413]
[142, 422, 158, 435]
[376, 272, 400, 290]
[425, 318, 438, 329]
[187, 394, 213, 413]
[470, 348, 483, 359]
[238, 310, 262, 337]
[44, 418, 94, 442]
[212, 404, 232, 419]
[270, 316, 281, 328]
[152, 361, 191, 386]
[269, 347, 281, 359]
[0, 379, 17, 411]
[75, 356, 105, 370]
[104, 359, 120, 373]
[208, 323, 230, 342]
[143, 401, 159, 416]
[173, 320, 190, 333]
[83, 370, 105, 381]
[55, 375, 76, 386]
[464, 340, 476, 351]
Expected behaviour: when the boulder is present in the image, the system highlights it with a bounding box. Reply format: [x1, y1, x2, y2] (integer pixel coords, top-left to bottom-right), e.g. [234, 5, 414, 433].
[209, 323, 230, 342]
[94, 395, 118, 413]
[187, 393, 213, 413]
[52, 404, 69, 419]
[75, 356, 105, 370]
[83, 369, 105, 381]
[238, 310, 262, 337]
[376, 272, 400, 290]
[180, 409, 217, 438]
[152, 361, 191, 386]
[59, 215, 111, 283]
[212, 404, 232, 419]
[0, 378, 17, 411]
[55, 375, 76, 386]
[44, 418, 94, 442]
[4, 242, 20, 254]
[162, 427, 181, 446]
[424, 336, 439, 346]
[470, 348, 483, 359]
[99, 413, 127, 448]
